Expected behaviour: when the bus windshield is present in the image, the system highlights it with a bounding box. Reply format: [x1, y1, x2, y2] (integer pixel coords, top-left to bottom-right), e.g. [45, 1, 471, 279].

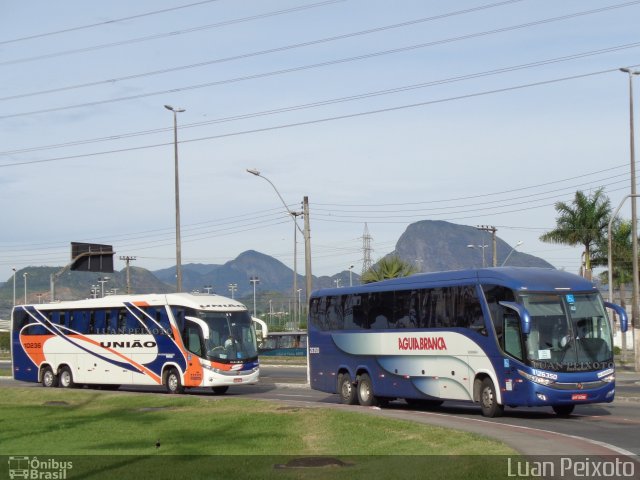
[519, 292, 613, 372]
[187, 311, 257, 362]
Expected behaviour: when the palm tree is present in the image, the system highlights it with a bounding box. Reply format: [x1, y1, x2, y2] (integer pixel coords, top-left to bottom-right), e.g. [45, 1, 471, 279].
[539, 189, 611, 278]
[593, 218, 633, 303]
[361, 255, 419, 284]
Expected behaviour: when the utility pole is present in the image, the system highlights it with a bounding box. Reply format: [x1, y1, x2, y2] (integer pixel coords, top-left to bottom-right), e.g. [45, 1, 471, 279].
[303, 196, 313, 301]
[119, 256, 136, 294]
[477, 225, 497, 267]
[362, 223, 373, 275]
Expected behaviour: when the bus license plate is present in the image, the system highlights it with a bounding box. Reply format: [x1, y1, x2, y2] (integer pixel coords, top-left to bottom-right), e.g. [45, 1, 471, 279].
[234, 378, 243, 383]
[571, 394, 587, 401]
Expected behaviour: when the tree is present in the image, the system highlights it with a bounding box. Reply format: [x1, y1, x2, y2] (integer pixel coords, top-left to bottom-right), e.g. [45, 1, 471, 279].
[593, 219, 634, 358]
[539, 189, 611, 277]
[593, 218, 633, 302]
[361, 255, 419, 284]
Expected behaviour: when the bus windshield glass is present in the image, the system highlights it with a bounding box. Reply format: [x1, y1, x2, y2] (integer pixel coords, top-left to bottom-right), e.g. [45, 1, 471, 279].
[190, 311, 257, 361]
[519, 292, 613, 372]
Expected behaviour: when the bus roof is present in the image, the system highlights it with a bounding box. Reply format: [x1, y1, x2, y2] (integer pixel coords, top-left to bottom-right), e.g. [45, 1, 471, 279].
[312, 267, 598, 297]
[13, 292, 248, 312]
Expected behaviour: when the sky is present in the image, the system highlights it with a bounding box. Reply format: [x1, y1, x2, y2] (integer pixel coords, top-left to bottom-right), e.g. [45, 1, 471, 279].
[1, 0, 639, 287]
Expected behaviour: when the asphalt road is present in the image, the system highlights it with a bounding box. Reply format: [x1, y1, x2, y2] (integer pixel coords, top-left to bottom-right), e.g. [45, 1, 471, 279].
[2, 363, 640, 459]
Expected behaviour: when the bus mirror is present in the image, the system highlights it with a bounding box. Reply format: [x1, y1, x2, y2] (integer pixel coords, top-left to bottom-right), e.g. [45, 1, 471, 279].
[604, 301, 628, 333]
[499, 301, 531, 336]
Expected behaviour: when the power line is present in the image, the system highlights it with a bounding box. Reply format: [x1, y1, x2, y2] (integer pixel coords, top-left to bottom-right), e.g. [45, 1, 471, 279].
[0, 0, 345, 66]
[1, 65, 635, 168]
[4, 2, 639, 119]
[0, 0, 526, 102]
[3, 41, 639, 157]
[0, 0, 225, 45]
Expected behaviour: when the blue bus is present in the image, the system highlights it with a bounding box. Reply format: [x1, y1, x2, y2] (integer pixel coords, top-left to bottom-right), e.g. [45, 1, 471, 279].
[308, 267, 627, 417]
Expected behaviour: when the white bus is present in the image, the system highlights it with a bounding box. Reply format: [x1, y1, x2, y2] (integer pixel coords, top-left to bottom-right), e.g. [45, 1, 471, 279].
[11, 293, 259, 394]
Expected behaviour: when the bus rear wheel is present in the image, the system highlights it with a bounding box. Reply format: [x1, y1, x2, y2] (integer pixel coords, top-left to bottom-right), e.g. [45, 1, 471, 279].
[338, 373, 357, 405]
[41, 366, 58, 388]
[165, 368, 184, 394]
[480, 378, 503, 418]
[357, 373, 376, 407]
[212, 386, 229, 395]
[552, 405, 575, 417]
[58, 367, 75, 389]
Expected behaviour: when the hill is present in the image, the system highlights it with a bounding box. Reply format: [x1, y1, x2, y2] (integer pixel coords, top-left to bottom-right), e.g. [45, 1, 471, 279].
[392, 220, 553, 271]
[0, 220, 554, 320]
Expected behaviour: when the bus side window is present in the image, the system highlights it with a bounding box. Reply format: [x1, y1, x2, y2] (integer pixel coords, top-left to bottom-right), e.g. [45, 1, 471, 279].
[503, 313, 524, 360]
[105, 310, 115, 334]
[70, 310, 90, 334]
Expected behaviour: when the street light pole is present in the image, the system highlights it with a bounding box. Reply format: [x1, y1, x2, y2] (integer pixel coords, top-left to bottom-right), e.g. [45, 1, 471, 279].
[250, 276, 260, 317]
[23, 272, 28, 304]
[620, 67, 640, 371]
[501, 241, 523, 267]
[165, 104, 186, 293]
[246, 168, 305, 329]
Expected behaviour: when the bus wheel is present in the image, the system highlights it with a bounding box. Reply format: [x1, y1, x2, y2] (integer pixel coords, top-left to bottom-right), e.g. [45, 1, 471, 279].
[58, 367, 75, 389]
[165, 368, 184, 394]
[552, 405, 575, 417]
[338, 373, 357, 405]
[212, 386, 229, 395]
[41, 366, 58, 388]
[480, 378, 503, 418]
[356, 373, 376, 407]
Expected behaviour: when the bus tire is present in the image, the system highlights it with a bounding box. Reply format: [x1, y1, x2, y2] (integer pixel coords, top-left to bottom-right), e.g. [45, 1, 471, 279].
[480, 377, 503, 417]
[212, 386, 229, 395]
[41, 366, 58, 388]
[552, 405, 575, 417]
[338, 373, 357, 405]
[58, 367, 75, 389]
[356, 373, 376, 407]
[165, 368, 184, 394]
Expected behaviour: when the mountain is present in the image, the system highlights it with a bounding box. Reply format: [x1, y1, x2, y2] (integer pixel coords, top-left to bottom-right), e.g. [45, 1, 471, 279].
[0, 220, 554, 320]
[392, 220, 553, 271]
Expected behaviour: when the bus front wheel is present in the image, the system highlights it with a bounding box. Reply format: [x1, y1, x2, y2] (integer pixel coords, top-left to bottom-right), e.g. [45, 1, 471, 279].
[480, 378, 503, 418]
[552, 405, 575, 417]
[338, 373, 357, 405]
[165, 368, 184, 394]
[58, 367, 75, 389]
[41, 366, 58, 388]
[357, 373, 376, 407]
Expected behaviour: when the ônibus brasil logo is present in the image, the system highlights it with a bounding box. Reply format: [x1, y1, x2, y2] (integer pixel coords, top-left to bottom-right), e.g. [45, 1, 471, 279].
[8, 456, 73, 479]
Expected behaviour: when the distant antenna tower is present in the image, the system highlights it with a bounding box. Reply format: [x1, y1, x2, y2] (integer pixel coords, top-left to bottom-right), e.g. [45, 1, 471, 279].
[361, 223, 373, 275]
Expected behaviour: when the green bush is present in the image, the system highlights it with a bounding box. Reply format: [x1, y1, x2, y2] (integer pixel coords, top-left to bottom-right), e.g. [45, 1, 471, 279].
[0, 331, 9, 352]
[614, 346, 622, 356]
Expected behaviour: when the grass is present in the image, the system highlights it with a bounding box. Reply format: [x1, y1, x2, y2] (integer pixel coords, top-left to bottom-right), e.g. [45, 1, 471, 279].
[0, 387, 518, 479]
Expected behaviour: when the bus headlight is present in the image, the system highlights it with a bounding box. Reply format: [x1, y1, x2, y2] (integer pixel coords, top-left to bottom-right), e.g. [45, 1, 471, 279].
[600, 373, 615, 383]
[517, 369, 556, 386]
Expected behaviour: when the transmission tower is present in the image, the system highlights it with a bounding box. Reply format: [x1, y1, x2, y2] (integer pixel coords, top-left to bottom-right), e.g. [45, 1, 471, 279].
[361, 223, 373, 275]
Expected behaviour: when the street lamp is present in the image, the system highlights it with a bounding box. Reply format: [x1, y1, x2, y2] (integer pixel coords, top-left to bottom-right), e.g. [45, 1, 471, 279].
[228, 283, 237, 299]
[250, 276, 260, 317]
[620, 68, 640, 368]
[467, 244, 488, 267]
[98, 276, 110, 298]
[23, 272, 28, 304]
[165, 104, 186, 292]
[348, 264, 354, 287]
[501, 241, 523, 267]
[247, 168, 304, 328]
